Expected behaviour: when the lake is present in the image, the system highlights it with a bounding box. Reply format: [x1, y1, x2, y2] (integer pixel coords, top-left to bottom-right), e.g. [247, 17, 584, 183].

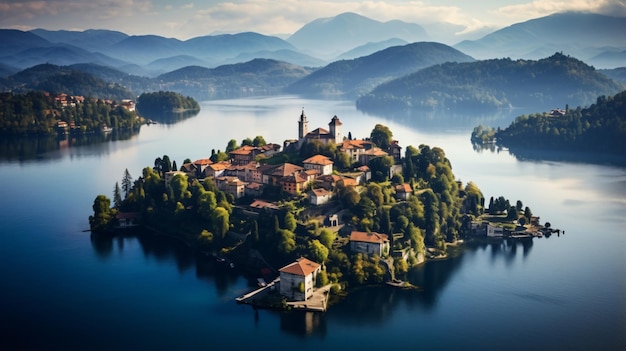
[0, 96, 624, 350]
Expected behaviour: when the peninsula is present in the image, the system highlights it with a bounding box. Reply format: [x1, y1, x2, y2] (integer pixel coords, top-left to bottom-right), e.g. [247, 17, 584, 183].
[90, 110, 555, 311]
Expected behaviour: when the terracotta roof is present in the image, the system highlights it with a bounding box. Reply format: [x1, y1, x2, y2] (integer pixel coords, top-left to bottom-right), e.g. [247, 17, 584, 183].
[349, 231, 389, 244]
[193, 158, 213, 166]
[341, 139, 372, 150]
[246, 182, 263, 190]
[307, 128, 329, 136]
[282, 172, 309, 184]
[303, 154, 333, 166]
[340, 177, 358, 187]
[209, 161, 231, 171]
[310, 188, 331, 197]
[249, 199, 279, 210]
[181, 163, 195, 172]
[362, 147, 388, 156]
[279, 257, 320, 277]
[230, 145, 256, 156]
[317, 174, 342, 182]
[266, 163, 303, 177]
[396, 183, 412, 193]
[356, 165, 370, 172]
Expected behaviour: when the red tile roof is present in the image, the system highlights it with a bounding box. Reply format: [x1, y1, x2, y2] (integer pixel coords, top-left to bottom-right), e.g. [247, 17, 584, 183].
[303, 154, 333, 166]
[279, 257, 320, 276]
[349, 231, 389, 244]
[396, 183, 412, 193]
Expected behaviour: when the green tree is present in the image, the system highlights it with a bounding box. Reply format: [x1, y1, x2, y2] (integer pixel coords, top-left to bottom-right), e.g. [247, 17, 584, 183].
[89, 195, 113, 232]
[113, 182, 122, 209]
[212, 207, 230, 240]
[277, 229, 296, 255]
[121, 168, 133, 199]
[319, 228, 336, 249]
[283, 212, 297, 232]
[226, 139, 239, 153]
[316, 270, 330, 287]
[308, 239, 329, 263]
[370, 124, 393, 150]
[253, 135, 267, 147]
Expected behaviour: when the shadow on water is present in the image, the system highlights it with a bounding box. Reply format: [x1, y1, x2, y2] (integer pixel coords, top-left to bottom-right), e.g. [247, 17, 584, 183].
[472, 141, 626, 167]
[0, 128, 140, 163]
[142, 109, 199, 125]
[280, 311, 328, 338]
[90, 229, 242, 297]
[91, 231, 540, 335]
[358, 105, 522, 133]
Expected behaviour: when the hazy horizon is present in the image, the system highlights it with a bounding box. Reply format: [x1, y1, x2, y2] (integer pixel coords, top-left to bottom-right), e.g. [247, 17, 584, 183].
[1, 0, 624, 43]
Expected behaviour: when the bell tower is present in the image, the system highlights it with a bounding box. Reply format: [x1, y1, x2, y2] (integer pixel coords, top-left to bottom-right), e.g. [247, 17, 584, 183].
[298, 108, 308, 140]
[328, 115, 343, 144]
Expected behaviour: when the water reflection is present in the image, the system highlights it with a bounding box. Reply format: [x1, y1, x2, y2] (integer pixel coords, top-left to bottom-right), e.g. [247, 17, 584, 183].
[0, 128, 140, 163]
[91, 228, 546, 336]
[90, 229, 242, 297]
[280, 311, 327, 337]
[358, 106, 521, 132]
[473, 142, 626, 167]
[142, 109, 199, 125]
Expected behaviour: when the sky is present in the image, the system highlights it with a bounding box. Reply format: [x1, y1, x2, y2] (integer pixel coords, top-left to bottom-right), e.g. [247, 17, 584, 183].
[0, 0, 624, 40]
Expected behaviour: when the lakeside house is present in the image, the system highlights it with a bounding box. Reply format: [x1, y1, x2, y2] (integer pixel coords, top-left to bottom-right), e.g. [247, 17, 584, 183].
[349, 231, 390, 256]
[279, 257, 321, 301]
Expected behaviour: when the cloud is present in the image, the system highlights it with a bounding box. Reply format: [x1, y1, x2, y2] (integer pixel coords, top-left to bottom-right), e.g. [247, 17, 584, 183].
[492, 0, 626, 22]
[0, 0, 622, 39]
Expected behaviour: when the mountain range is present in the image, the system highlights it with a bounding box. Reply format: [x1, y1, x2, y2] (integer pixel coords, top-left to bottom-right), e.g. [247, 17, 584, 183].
[454, 12, 626, 68]
[0, 11, 624, 114]
[0, 11, 623, 79]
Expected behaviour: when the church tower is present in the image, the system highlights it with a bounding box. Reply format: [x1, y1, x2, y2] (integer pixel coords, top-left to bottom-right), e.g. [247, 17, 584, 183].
[298, 109, 308, 140]
[328, 115, 343, 144]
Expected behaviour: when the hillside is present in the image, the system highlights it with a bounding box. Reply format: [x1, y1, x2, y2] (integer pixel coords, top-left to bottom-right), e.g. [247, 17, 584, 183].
[287, 12, 429, 59]
[0, 63, 135, 100]
[454, 12, 626, 69]
[356, 53, 625, 113]
[477, 91, 626, 157]
[156, 59, 315, 100]
[286, 42, 474, 99]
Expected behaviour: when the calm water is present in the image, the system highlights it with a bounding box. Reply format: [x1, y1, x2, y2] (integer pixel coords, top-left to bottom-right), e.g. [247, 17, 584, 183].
[0, 96, 624, 350]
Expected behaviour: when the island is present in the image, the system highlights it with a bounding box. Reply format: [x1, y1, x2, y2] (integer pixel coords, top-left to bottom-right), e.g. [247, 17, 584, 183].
[90, 110, 557, 311]
[471, 90, 626, 157]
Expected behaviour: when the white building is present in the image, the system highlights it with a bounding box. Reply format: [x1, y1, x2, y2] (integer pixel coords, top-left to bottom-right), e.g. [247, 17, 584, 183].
[303, 154, 334, 176]
[279, 257, 321, 301]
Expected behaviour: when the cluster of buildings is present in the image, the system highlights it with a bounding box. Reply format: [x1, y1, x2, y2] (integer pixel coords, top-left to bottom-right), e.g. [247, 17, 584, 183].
[50, 92, 136, 111]
[177, 110, 413, 304]
[168, 111, 404, 207]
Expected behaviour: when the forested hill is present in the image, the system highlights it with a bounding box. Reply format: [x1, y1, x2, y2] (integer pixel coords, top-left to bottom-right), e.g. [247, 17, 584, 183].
[0, 63, 134, 101]
[285, 42, 474, 99]
[356, 53, 625, 113]
[155, 59, 315, 100]
[136, 91, 199, 115]
[473, 91, 626, 156]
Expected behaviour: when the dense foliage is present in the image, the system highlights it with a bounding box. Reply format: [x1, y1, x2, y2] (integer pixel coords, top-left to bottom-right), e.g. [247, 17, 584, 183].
[472, 90, 626, 155]
[90, 124, 541, 290]
[286, 42, 474, 98]
[156, 59, 315, 100]
[136, 91, 200, 115]
[0, 91, 140, 135]
[0, 63, 135, 101]
[357, 53, 625, 112]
